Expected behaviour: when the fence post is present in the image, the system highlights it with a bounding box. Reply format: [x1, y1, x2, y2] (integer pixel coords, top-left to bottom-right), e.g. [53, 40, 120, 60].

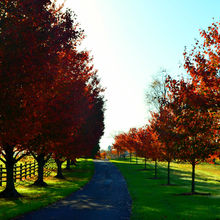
[25, 162, 27, 179]
[0, 165, 2, 186]
[20, 164, 22, 181]
[14, 165, 17, 182]
[29, 162, 31, 178]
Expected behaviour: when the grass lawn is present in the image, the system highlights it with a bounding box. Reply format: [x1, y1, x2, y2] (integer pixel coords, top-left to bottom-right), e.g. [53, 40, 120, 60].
[0, 159, 94, 220]
[111, 158, 220, 220]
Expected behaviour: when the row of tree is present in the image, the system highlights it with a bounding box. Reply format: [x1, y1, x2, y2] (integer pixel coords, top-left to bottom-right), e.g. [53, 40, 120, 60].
[0, 0, 105, 198]
[113, 21, 219, 194]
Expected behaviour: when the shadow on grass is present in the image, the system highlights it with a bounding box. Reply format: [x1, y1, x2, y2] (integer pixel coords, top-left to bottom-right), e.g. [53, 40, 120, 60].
[136, 168, 154, 171]
[0, 159, 94, 220]
[112, 159, 220, 220]
[175, 192, 211, 196]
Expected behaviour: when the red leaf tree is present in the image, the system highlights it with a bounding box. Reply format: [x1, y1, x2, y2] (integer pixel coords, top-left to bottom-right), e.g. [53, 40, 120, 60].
[150, 109, 177, 184]
[113, 133, 130, 159]
[135, 127, 152, 170]
[166, 78, 219, 193]
[165, 21, 219, 193]
[0, 0, 80, 197]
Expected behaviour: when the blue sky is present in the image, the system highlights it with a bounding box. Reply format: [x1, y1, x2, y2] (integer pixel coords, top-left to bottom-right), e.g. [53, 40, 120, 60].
[62, 0, 220, 149]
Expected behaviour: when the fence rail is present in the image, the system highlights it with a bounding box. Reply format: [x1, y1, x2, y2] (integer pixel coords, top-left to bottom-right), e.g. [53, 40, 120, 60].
[0, 161, 38, 186]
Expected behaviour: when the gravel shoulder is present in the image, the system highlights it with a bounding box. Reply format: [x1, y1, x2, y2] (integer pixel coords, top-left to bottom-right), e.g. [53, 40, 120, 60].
[15, 160, 132, 220]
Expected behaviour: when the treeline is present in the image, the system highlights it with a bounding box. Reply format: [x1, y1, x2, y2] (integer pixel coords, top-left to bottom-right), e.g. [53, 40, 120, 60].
[113, 21, 219, 194]
[0, 0, 105, 198]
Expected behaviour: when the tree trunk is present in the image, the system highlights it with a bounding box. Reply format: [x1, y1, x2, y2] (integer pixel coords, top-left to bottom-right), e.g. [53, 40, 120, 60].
[34, 154, 47, 186]
[192, 162, 196, 193]
[66, 159, 71, 170]
[0, 146, 21, 198]
[130, 152, 132, 163]
[154, 160, 157, 178]
[144, 157, 147, 169]
[136, 153, 138, 164]
[167, 161, 170, 185]
[55, 159, 65, 179]
[71, 160, 77, 166]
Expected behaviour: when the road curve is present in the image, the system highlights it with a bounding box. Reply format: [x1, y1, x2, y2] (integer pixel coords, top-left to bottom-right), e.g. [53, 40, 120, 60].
[15, 160, 132, 220]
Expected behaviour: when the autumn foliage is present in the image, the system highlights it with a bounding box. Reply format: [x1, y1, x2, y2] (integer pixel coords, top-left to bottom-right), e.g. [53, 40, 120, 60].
[113, 20, 219, 194]
[0, 0, 105, 197]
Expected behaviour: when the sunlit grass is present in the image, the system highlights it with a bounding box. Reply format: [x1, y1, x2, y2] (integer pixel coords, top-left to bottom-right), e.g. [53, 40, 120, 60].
[111, 158, 220, 220]
[0, 159, 94, 220]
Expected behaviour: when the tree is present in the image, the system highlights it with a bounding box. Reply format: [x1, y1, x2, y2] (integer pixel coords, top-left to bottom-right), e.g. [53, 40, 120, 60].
[147, 125, 162, 179]
[166, 78, 219, 193]
[77, 95, 105, 159]
[164, 21, 220, 193]
[100, 151, 107, 160]
[32, 47, 104, 181]
[183, 21, 220, 113]
[151, 107, 177, 185]
[0, 0, 81, 197]
[145, 69, 168, 112]
[135, 127, 152, 170]
[113, 133, 130, 159]
[126, 128, 139, 164]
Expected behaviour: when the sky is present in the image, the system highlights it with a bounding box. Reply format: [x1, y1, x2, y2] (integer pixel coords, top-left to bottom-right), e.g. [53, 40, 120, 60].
[61, 0, 220, 150]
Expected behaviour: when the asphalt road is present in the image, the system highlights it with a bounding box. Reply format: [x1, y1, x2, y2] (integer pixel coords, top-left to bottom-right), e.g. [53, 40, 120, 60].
[16, 160, 132, 220]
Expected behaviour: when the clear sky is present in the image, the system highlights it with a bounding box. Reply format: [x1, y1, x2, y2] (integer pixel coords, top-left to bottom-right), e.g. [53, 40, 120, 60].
[61, 0, 220, 150]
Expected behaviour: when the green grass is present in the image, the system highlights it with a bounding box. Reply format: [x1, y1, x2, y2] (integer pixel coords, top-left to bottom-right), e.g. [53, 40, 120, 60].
[111, 158, 220, 220]
[0, 159, 94, 220]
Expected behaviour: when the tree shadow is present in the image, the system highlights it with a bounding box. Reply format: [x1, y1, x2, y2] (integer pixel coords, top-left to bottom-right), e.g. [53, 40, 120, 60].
[175, 192, 211, 196]
[112, 160, 220, 219]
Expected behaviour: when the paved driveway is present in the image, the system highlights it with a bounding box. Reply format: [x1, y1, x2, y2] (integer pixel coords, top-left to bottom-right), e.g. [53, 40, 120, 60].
[16, 160, 132, 220]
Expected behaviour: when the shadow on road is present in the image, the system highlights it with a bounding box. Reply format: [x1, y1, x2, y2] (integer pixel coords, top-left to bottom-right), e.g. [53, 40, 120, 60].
[16, 160, 131, 220]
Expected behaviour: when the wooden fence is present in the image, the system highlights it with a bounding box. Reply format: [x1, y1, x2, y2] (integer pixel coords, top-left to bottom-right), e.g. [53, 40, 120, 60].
[0, 161, 38, 186]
